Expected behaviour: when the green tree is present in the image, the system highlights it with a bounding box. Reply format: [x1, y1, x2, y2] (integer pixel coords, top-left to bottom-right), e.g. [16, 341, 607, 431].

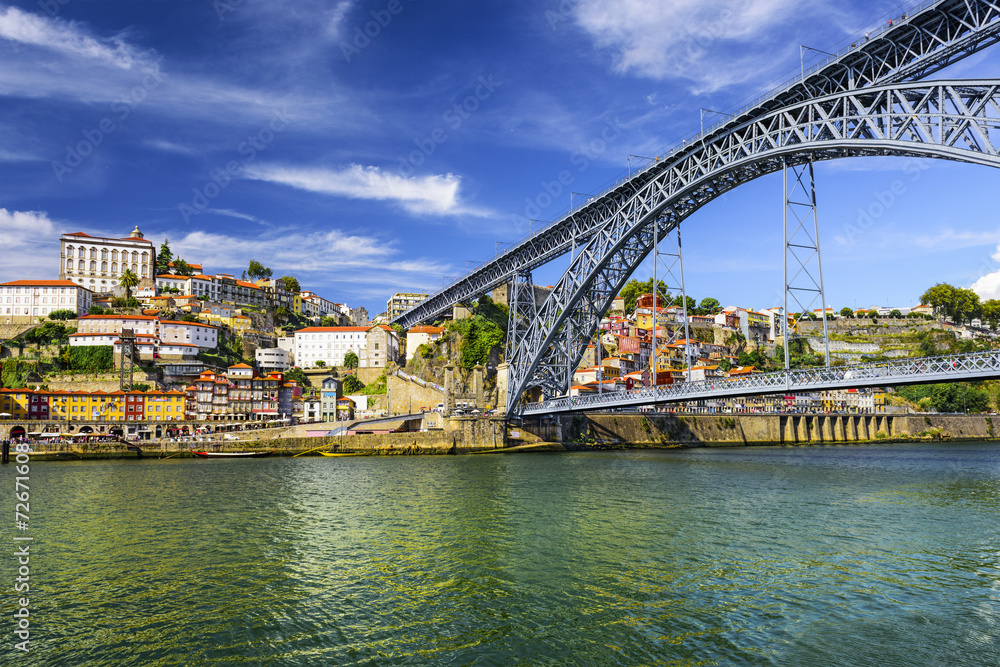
[921, 283, 956, 319]
[343, 374, 365, 393]
[284, 367, 309, 386]
[247, 260, 273, 281]
[156, 239, 173, 275]
[672, 294, 697, 312]
[172, 259, 194, 276]
[320, 316, 339, 327]
[315, 360, 327, 368]
[618, 278, 668, 315]
[88, 305, 110, 315]
[982, 299, 1000, 330]
[274, 306, 290, 324]
[119, 268, 140, 301]
[889, 309, 903, 318]
[47, 309, 77, 320]
[698, 297, 720, 314]
[279, 275, 300, 294]
[181, 313, 199, 322]
[344, 351, 359, 369]
[839, 307, 853, 318]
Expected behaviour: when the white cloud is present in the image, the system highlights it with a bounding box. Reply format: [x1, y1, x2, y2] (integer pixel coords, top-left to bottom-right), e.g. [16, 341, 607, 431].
[0, 5, 153, 70]
[571, 0, 823, 92]
[242, 163, 495, 218]
[168, 227, 451, 288]
[0, 208, 60, 281]
[971, 244, 1000, 299]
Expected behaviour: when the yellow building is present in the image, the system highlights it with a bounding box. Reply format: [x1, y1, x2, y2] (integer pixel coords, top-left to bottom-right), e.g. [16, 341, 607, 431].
[144, 390, 186, 420]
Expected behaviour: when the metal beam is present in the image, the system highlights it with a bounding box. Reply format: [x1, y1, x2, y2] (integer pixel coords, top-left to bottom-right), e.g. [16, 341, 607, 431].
[392, 0, 1000, 330]
[507, 80, 1000, 414]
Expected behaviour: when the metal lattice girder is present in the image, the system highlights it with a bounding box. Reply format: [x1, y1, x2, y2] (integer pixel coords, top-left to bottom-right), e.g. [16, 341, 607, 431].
[521, 350, 1000, 415]
[783, 159, 830, 369]
[505, 271, 535, 362]
[651, 227, 691, 376]
[392, 0, 1000, 331]
[506, 79, 1000, 414]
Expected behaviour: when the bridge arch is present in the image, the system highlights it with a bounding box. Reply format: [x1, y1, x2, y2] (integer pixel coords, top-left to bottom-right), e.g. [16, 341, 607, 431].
[507, 80, 1000, 412]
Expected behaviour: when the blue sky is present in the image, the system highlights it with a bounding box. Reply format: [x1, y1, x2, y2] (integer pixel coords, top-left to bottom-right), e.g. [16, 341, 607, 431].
[1, 0, 1000, 316]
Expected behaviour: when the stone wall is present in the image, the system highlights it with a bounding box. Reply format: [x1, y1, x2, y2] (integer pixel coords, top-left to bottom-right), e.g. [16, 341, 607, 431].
[387, 373, 445, 413]
[46, 371, 160, 392]
[540, 412, 997, 446]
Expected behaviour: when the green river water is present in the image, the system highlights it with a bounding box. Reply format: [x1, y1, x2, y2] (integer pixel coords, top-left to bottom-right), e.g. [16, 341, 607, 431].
[2, 443, 999, 665]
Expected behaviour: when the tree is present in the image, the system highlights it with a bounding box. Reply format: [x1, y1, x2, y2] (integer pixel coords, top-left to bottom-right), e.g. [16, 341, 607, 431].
[889, 309, 903, 318]
[698, 297, 720, 314]
[618, 278, 668, 315]
[172, 259, 194, 276]
[279, 275, 300, 294]
[119, 268, 140, 301]
[672, 295, 697, 312]
[247, 260, 273, 281]
[982, 299, 1000, 330]
[181, 313, 199, 322]
[285, 367, 309, 386]
[344, 351, 359, 369]
[47, 309, 77, 320]
[320, 316, 339, 327]
[88, 305, 110, 315]
[156, 239, 173, 275]
[315, 360, 327, 368]
[343, 374, 365, 393]
[274, 306, 290, 324]
[840, 307, 854, 318]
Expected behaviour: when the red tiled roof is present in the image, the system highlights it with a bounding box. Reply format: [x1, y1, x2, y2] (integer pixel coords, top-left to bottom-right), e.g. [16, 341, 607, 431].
[229, 363, 253, 369]
[159, 320, 218, 329]
[80, 314, 157, 320]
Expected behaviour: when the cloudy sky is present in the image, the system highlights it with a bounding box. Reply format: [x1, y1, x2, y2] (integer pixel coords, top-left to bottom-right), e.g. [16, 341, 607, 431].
[2, 0, 1000, 316]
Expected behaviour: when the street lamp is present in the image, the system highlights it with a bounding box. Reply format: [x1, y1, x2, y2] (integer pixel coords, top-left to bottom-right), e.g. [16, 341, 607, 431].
[571, 191, 594, 212]
[800, 45, 837, 81]
[627, 154, 656, 178]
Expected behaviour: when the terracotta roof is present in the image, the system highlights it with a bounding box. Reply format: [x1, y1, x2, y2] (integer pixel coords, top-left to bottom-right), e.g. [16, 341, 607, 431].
[80, 314, 157, 321]
[408, 325, 445, 334]
[159, 320, 218, 329]
[229, 363, 253, 369]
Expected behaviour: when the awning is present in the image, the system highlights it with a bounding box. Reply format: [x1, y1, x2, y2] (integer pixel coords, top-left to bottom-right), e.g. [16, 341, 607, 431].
[39, 433, 67, 438]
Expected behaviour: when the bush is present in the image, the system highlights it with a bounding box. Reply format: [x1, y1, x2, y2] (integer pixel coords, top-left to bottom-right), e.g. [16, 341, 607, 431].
[343, 375, 365, 393]
[64, 346, 114, 373]
[48, 309, 78, 320]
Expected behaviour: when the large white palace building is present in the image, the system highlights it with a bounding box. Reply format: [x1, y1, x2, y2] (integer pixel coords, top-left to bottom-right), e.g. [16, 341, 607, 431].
[59, 226, 156, 295]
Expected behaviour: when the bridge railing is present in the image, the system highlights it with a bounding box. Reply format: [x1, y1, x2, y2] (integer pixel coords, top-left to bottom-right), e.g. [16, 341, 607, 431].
[519, 349, 1000, 415]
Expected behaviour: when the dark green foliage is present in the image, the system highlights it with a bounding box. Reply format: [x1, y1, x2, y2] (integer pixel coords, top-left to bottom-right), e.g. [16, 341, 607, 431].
[284, 367, 309, 386]
[172, 259, 194, 276]
[181, 314, 199, 322]
[247, 260, 273, 281]
[156, 240, 173, 275]
[1, 359, 35, 388]
[344, 351, 359, 369]
[839, 307, 854, 318]
[897, 383, 989, 413]
[737, 349, 770, 369]
[132, 383, 150, 392]
[279, 276, 300, 294]
[23, 322, 74, 345]
[343, 374, 365, 393]
[64, 345, 114, 373]
[88, 305, 112, 315]
[47, 309, 77, 320]
[618, 278, 669, 314]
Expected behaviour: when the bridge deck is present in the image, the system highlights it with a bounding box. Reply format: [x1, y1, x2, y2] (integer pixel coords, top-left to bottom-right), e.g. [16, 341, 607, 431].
[520, 350, 1000, 415]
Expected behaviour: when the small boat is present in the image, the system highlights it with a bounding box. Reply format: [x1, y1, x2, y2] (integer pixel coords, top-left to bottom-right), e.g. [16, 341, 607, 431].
[319, 451, 369, 457]
[190, 450, 273, 458]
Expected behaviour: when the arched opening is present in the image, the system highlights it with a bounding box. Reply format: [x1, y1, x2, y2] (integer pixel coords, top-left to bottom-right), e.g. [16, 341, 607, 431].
[10, 426, 26, 439]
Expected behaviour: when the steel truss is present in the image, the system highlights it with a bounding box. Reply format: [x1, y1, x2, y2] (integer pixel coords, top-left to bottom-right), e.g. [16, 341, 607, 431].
[392, 0, 1000, 331]
[651, 227, 690, 381]
[506, 80, 1000, 414]
[783, 159, 830, 369]
[521, 349, 1000, 415]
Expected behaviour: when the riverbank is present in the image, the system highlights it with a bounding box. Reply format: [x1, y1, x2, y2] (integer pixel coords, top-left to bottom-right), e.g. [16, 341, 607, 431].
[12, 413, 999, 460]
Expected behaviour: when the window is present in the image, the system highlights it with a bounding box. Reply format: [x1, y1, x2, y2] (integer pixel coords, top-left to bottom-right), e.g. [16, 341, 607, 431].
[90, 248, 96, 259]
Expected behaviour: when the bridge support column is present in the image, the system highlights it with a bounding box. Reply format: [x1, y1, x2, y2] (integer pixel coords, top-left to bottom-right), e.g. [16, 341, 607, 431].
[496, 363, 509, 413]
[472, 365, 485, 407]
[444, 363, 456, 416]
[782, 158, 831, 370]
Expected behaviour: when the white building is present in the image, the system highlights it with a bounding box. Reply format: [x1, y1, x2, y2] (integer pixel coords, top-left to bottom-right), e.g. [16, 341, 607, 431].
[60, 226, 156, 294]
[156, 273, 221, 301]
[276, 336, 295, 364]
[69, 315, 217, 358]
[405, 325, 445, 360]
[0, 280, 93, 324]
[256, 347, 292, 372]
[295, 326, 369, 368]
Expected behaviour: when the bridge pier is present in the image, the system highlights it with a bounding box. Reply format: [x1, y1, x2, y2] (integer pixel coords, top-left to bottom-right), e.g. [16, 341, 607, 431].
[496, 363, 509, 414]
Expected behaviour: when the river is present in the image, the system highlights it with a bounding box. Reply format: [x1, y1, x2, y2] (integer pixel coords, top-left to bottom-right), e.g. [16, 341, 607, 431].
[2, 442, 999, 665]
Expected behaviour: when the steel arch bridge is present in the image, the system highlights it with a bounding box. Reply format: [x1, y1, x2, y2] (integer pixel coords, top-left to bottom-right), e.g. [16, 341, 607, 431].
[386, 0, 1000, 416]
[505, 80, 1000, 412]
[392, 0, 1000, 331]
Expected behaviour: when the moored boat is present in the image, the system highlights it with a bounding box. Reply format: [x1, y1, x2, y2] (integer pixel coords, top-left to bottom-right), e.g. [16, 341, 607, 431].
[319, 451, 369, 457]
